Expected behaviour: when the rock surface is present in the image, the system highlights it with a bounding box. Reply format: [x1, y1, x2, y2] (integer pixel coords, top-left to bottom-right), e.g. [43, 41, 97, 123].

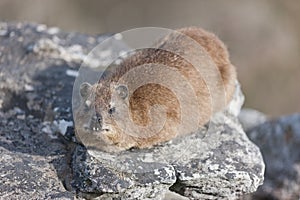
[241, 113, 300, 200]
[0, 22, 100, 199]
[0, 22, 265, 199]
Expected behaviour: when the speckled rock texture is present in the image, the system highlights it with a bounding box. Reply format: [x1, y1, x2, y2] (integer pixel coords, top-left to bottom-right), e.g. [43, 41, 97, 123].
[0, 22, 100, 199]
[0, 22, 265, 200]
[240, 113, 300, 200]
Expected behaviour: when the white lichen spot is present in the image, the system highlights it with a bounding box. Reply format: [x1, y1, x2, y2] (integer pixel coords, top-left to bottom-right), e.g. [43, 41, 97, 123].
[53, 119, 73, 136]
[137, 166, 143, 170]
[24, 84, 34, 92]
[114, 33, 123, 40]
[47, 27, 60, 35]
[154, 169, 160, 175]
[36, 24, 47, 32]
[192, 173, 201, 179]
[66, 69, 79, 77]
[209, 164, 219, 171]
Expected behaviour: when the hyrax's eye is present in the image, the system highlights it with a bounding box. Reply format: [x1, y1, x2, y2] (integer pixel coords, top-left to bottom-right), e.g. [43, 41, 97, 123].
[108, 107, 116, 115]
[116, 85, 128, 99]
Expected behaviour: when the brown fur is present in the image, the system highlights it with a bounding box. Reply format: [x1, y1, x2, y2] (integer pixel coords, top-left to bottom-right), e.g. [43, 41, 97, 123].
[75, 27, 237, 152]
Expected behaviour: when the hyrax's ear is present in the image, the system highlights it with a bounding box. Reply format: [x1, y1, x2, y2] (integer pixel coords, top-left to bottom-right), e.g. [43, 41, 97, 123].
[115, 85, 128, 99]
[80, 82, 92, 98]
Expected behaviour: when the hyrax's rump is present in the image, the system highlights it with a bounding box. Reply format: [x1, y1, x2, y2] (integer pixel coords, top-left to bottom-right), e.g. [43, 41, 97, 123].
[75, 27, 237, 152]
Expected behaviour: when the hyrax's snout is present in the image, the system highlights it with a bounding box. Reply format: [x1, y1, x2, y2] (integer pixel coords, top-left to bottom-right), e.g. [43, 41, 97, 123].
[83, 114, 102, 132]
[85, 113, 112, 133]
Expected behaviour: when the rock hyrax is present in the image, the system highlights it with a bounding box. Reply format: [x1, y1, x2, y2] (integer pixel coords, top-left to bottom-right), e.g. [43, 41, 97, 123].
[75, 27, 237, 152]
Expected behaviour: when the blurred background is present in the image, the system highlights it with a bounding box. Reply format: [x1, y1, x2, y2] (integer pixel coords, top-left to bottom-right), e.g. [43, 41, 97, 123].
[0, 0, 299, 117]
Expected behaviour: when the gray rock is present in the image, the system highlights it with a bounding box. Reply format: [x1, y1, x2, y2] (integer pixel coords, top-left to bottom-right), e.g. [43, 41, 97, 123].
[0, 22, 102, 199]
[241, 113, 300, 200]
[0, 146, 74, 199]
[71, 84, 265, 199]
